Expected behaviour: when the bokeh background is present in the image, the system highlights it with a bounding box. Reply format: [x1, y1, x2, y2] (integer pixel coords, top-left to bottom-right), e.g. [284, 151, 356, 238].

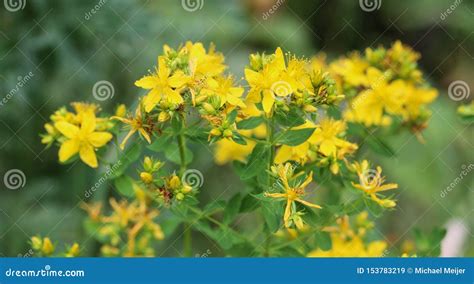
[0, 0, 472, 257]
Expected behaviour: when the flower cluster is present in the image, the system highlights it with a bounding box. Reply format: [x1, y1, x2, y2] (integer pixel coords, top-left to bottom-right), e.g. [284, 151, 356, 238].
[41, 102, 119, 168]
[37, 41, 441, 257]
[82, 185, 164, 257]
[329, 41, 437, 131]
[30, 236, 80, 257]
[308, 212, 387, 257]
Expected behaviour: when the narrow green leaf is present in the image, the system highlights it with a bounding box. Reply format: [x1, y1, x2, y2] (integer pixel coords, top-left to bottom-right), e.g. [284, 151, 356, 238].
[232, 131, 247, 145]
[236, 116, 264, 130]
[240, 143, 269, 179]
[113, 175, 135, 197]
[224, 193, 242, 224]
[275, 128, 315, 146]
[315, 231, 332, 251]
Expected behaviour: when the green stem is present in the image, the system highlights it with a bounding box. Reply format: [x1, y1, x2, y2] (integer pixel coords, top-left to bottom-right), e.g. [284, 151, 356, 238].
[183, 223, 192, 257]
[183, 204, 255, 245]
[177, 125, 187, 176]
[177, 115, 192, 257]
[266, 117, 275, 189]
[264, 116, 275, 256]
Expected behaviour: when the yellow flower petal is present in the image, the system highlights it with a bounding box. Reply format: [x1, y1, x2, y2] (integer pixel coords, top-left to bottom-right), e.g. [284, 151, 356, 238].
[144, 88, 161, 112]
[274, 145, 293, 164]
[244, 68, 262, 87]
[262, 89, 274, 113]
[58, 139, 80, 162]
[79, 144, 98, 168]
[81, 113, 96, 134]
[54, 121, 79, 139]
[88, 132, 113, 147]
[319, 140, 336, 156]
[135, 75, 158, 89]
[283, 200, 292, 227]
[164, 87, 183, 104]
[168, 71, 188, 88]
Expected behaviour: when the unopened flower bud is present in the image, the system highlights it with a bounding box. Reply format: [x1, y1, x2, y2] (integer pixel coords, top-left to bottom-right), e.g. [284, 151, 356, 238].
[223, 129, 233, 138]
[31, 236, 42, 250]
[158, 111, 170, 122]
[169, 175, 181, 189]
[176, 192, 185, 201]
[202, 103, 215, 113]
[209, 128, 221, 137]
[140, 172, 153, 184]
[41, 238, 55, 256]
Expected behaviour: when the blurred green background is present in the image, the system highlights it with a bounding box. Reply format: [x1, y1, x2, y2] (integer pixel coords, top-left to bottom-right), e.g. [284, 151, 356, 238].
[0, 0, 472, 257]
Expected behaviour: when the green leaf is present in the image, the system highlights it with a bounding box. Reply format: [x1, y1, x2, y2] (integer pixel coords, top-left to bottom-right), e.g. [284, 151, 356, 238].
[164, 142, 193, 165]
[258, 195, 281, 233]
[239, 193, 259, 213]
[159, 214, 183, 236]
[240, 143, 269, 179]
[110, 143, 143, 178]
[315, 231, 332, 251]
[224, 193, 243, 224]
[113, 175, 135, 197]
[275, 128, 315, 146]
[203, 200, 226, 214]
[344, 198, 365, 215]
[232, 131, 247, 145]
[237, 116, 264, 130]
[365, 135, 396, 157]
[275, 107, 305, 127]
[364, 198, 384, 217]
[147, 135, 171, 152]
[227, 109, 238, 124]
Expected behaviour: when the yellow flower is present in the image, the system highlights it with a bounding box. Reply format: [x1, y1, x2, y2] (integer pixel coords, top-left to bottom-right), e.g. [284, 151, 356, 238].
[135, 56, 188, 112]
[185, 41, 226, 78]
[245, 47, 288, 113]
[41, 237, 55, 256]
[112, 105, 151, 150]
[265, 163, 321, 228]
[274, 119, 357, 165]
[54, 112, 112, 168]
[66, 243, 80, 257]
[308, 234, 387, 257]
[345, 68, 404, 126]
[114, 104, 127, 118]
[403, 84, 437, 120]
[201, 76, 246, 108]
[214, 138, 256, 165]
[312, 118, 357, 157]
[330, 53, 369, 87]
[351, 160, 398, 208]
